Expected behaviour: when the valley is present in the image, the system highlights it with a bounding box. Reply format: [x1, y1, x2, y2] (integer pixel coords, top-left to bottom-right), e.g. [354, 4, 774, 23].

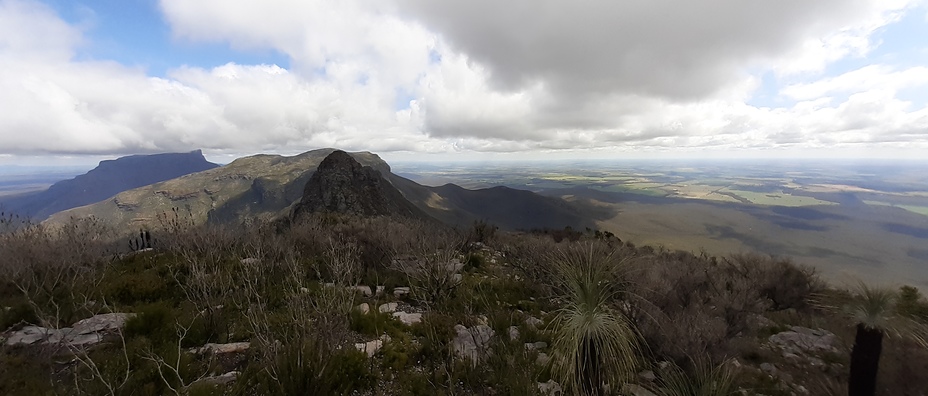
[394, 159, 928, 287]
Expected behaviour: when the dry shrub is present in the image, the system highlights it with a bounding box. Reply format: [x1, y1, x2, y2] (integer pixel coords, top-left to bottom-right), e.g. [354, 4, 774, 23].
[0, 217, 115, 327]
[628, 250, 823, 365]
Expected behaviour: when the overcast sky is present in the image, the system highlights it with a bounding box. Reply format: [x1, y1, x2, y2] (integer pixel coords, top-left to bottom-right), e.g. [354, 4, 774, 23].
[1, 0, 927, 165]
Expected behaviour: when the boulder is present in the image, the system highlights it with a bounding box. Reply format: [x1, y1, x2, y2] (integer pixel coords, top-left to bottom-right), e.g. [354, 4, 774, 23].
[4, 313, 135, 347]
[193, 342, 251, 355]
[356, 303, 370, 314]
[71, 313, 133, 335]
[393, 311, 422, 325]
[355, 339, 384, 357]
[768, 326, 838, 356]
[378, 302, 398, 313]
[537, 380, 562, 395]
[393, 287, 411, 298]
[194, 371, 239, 386]
[453, 324, 495, 362]
[351, 285, 373, 297]
[525, 316, 543, 328]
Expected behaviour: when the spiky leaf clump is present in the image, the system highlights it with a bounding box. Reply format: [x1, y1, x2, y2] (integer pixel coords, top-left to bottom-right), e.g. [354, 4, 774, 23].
[549, 242, 639, 395]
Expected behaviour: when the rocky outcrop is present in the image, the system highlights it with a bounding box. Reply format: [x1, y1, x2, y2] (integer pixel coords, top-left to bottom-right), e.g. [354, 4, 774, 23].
[292, 150, 429, 221]
[768, 326, 839, 357]
[3, 313, 134, 347]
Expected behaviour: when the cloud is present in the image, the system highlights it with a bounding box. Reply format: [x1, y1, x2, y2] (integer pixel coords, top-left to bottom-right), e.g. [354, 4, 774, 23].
[0, 0, 927, 161]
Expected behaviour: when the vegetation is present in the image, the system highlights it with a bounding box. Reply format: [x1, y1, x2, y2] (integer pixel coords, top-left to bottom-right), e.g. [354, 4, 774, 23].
[1, 213, 928, 395]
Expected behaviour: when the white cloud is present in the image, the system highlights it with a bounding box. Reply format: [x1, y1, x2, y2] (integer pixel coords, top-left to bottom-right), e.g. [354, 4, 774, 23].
[0, 0, 927, 162]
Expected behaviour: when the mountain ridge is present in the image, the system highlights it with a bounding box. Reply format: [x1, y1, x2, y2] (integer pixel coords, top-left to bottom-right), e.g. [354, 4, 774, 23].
[47, 148, 594, 232]
[1, 150, 218, 220]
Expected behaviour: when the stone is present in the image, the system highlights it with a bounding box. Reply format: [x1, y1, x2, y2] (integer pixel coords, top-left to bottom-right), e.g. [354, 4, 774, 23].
[537, 380, 562, 395]
[193, 342, 251, 355]
[507, 326, 520, 341]
[5, 313, 135, 347]
[524, 341, 547, 351]
[536, 352, 551, 366]
[525, 316, 543, 328]
[5, 326, 51, 345]
[393, 311, 422, 325]
[71, 313, 134, 335]
[760, 363, 778, 376]
[356, 303, 370, 314]
[375, 286, 385, 296]
[352, 285, 373, 297]
[453, 324, 495, 362]
[452, 274, 463, 284]
[768, 326, 838, 356]
[378, 302, 398, 313]
[355, 339, 384, 357]
[393, 287, 411, 298]
[195, 371, 239, 386]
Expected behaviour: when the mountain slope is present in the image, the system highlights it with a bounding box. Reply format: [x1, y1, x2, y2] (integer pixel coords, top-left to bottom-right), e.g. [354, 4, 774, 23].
[1, 150, 218, 220]
[47, 148, 389, 230]
[292, 150, 429, 220]
[48, 148, 593, 232]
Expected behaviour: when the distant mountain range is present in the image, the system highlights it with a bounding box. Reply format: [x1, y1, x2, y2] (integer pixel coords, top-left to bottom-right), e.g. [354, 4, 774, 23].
[47, 148, 593, 232]
[1, 150, 218, 220]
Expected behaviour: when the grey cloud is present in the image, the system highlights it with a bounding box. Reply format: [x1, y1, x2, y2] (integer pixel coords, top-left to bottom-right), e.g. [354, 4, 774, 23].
[398, 0, 878, 102]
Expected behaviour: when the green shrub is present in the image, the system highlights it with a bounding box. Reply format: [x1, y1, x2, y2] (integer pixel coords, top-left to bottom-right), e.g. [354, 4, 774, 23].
[124, 302, 176, 342]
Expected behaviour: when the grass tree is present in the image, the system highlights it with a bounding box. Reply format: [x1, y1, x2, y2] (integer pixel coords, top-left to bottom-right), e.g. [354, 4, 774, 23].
[549, 242, 639, 395]
[650, 358, 736, 396]
[843, 283, 928, 396]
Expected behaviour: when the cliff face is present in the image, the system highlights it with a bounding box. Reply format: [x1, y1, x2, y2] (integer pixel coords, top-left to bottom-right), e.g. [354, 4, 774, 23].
[1, 150, 218, 220]
[292, 150, 429, 220]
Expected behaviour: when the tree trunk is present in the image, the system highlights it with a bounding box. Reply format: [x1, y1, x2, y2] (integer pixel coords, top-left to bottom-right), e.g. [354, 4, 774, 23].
[849, 323, 883, 396]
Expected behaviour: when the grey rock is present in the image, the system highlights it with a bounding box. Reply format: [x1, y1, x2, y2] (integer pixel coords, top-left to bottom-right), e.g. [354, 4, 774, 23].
[537, 380, 562, 395]
[525, 316, 543, 328]
[453, 324, 495, 362]
[393, 311, 422, 325]
[760, 362, 778, 376]
[71, 313, 133, 335]
[356, 303, 370, 314]
[4, 326, 51, 345]
[195, 371, 239, 386]
[507, 326, 520, 341]
[525, 341, 548, 351]
[352, 285, 373, 297]
[355, 339, 384, 357]
[768, 326, 838, 356]
[193, 342, 251, 355]
[536, 352, 551, 366]
[378, 302, 398, 313]
[393, 287, 411, 298]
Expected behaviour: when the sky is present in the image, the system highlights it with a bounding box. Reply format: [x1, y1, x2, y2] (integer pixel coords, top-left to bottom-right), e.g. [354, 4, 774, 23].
[1, 0, 927, 166]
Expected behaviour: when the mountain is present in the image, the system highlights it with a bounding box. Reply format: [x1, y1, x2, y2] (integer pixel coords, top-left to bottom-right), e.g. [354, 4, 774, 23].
[292, 150, 429, 220]
[0, 150, 218, 220]
[47, 148, 593, 232]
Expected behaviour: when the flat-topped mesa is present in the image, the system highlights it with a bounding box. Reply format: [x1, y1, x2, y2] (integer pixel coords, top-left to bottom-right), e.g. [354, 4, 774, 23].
[291, 150, 428, 220]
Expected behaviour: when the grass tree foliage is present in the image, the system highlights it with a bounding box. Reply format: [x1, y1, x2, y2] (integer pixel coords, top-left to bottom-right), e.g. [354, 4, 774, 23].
[548, 242, 639, 395]
[1, 213, 928, 394]
[840, 283, 928, 396]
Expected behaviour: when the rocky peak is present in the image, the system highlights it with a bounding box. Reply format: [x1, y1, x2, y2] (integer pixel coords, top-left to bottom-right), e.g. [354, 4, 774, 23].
[292, 150, 428, 220]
